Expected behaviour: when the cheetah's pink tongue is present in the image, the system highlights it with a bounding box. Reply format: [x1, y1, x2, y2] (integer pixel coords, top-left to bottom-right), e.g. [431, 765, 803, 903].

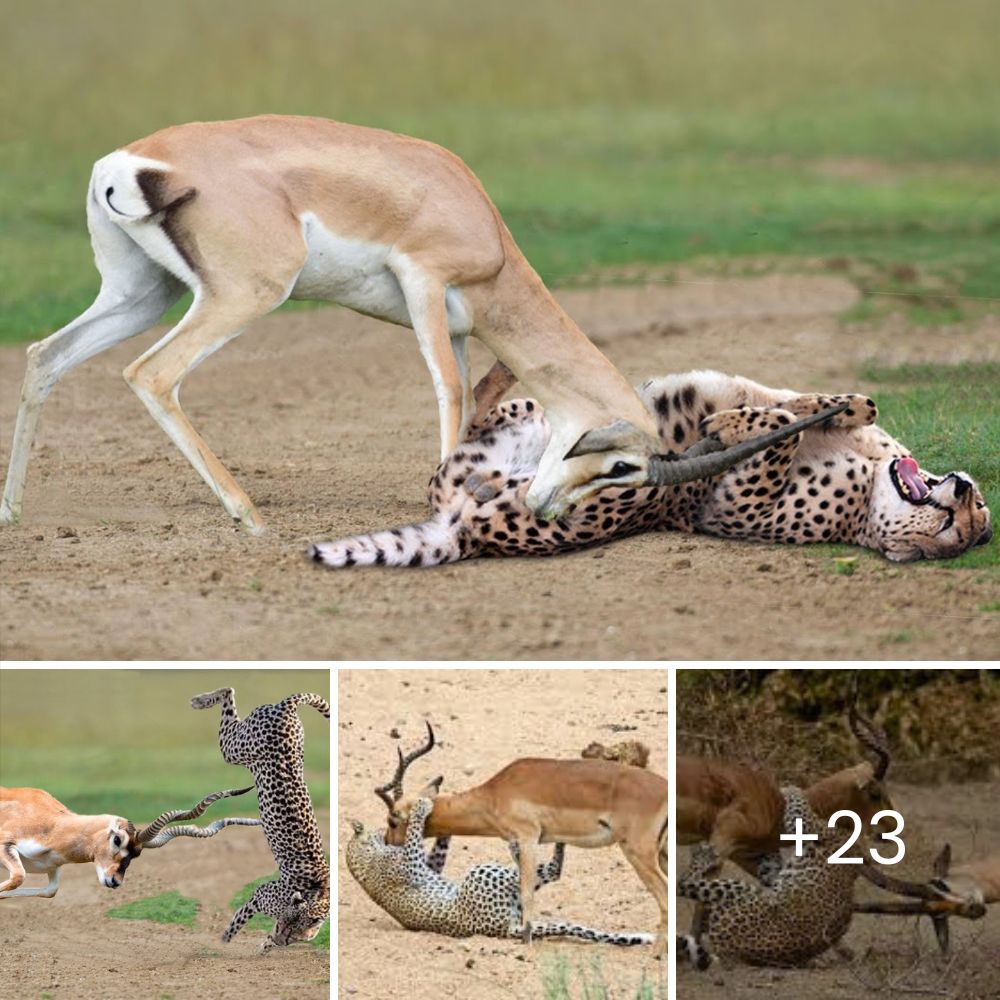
[898, 457, 929, 500]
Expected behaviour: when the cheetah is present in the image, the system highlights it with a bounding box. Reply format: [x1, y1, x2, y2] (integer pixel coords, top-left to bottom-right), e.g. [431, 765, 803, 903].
[677, 785, 864, 968]
[191, 688, 330, 951]
[347, 795, 652, 946]
[309, 370, 990, 567]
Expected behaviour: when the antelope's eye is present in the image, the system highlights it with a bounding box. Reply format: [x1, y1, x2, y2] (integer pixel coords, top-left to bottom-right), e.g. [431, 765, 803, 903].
[113, 835, 122, 848]
[607, 461, 640, 478]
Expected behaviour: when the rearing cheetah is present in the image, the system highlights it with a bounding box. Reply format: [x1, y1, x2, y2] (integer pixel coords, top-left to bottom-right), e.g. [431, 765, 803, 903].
[347, 796, 653, 945]
[192, 688, 330, 951]
[310, 371, 990, 567]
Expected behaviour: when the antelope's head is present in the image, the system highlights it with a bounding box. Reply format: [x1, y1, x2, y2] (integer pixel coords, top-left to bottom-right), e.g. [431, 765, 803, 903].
[97, 787, 260, 888]
[526, 404, 849, 520]
[375, 722, 441, 847]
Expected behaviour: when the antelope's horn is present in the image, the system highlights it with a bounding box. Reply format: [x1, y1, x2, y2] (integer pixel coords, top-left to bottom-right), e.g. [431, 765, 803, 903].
[134, 785, 255, 845]
[848, 688, 891, 780]
[141, 816, 262, 848]
[646, 403, 849, 486]
[375, 722, 436, 810]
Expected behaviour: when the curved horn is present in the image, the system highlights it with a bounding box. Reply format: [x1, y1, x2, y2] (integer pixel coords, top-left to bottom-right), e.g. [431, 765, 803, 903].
[646, 403, 849, 486]
[848, 681, 891, 780]
[142, 816, 262, 848]
[134, 785, 256, 845]
[374, 721, 436, 812]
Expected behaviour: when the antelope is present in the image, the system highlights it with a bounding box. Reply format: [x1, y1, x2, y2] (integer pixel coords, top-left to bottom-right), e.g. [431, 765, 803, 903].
[0, 785, 260, 898]
[375, 723, 669, 955]
[919, 843, 1000, 953]
[3, 114, 805, 533]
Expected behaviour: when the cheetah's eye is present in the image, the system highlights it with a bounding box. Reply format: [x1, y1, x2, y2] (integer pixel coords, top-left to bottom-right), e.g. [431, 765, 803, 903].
[605, 461, 640, 479]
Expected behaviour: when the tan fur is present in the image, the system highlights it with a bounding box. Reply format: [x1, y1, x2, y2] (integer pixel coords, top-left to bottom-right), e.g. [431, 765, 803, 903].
[385, 758, 668, 955]
[940, 852, 1000, 905]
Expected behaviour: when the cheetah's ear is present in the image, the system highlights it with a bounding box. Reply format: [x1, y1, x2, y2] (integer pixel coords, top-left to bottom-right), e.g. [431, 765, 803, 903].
[348, 818, 364, 835]
[291, 891, 304, 905]
[419, 776, 444, 798]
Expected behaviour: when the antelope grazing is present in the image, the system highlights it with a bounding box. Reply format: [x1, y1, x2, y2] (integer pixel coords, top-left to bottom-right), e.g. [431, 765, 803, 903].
[376, 724, 669, 954]
[0, 114, 785, 534]
[0, 786, 259, 898]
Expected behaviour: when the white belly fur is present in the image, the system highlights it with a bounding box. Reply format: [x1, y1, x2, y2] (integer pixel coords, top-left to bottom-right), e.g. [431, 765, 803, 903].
[15, 839, 62, 872]
[291, 212, 473, 336]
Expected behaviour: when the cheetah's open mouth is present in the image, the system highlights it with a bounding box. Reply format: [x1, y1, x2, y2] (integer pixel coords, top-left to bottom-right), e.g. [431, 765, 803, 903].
[890, 457, 934, 504]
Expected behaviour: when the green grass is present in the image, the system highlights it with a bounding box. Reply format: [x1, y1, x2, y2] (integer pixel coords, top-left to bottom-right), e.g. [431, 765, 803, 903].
[2, 0, 999, 341]
[0, 670, 329, 818]
[541, 955, 666, 1000]
[107, 890, 199, 928]
[229, 875, 330, 949]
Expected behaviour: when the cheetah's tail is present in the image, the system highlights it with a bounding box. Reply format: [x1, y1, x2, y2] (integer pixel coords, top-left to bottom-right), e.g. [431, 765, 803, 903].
[281, 693, 331, 720]
[527, 922, 655, 947]
[308, 515, 467, 569]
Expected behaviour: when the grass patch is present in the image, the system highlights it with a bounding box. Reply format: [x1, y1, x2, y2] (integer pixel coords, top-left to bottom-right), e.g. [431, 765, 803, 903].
[107, 890, 199, 929]
[229, 874, 330, 950]
[858, 362, 999, 571]
[0, 669, 329, 818]
[3, 0, 999, 342]
[542, 954, 666, 1000]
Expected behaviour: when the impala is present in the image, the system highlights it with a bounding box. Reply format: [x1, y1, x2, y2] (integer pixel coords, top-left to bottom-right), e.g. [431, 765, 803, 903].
[0, 785, 260, 898]
[3, 115, 812, 533]
[374, 723, 668, 954]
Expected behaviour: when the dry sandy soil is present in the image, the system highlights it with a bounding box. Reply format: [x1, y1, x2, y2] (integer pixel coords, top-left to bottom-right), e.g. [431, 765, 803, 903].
[677, 782, 1000, 1000]
[2, 274, 998, 659]
[0, 817, 330, 1000]
[338, 668, 668, 999]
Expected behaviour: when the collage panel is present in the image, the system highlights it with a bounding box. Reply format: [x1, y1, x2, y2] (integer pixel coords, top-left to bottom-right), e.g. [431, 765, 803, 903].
[0, 668, 330, 999]
[675, 668, 999, 1000]
[338, 667, 668, 999]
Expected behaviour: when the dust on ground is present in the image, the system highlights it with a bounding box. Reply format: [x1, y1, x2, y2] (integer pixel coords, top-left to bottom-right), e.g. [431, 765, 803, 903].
[338, 668, 668, 999]
[0, 817, 330, 1000]
[1, 275, 998, 659]
[677, 782, 1000, 1000]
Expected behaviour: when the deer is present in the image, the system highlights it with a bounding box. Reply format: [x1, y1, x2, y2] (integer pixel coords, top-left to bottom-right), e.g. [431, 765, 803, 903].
[374, 723, 668, 955]
[0, 785, 260, 898]
[2, 114, 818, 534]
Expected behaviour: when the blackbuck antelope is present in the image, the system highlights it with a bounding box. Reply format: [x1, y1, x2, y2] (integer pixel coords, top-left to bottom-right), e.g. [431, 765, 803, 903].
[375, 724, 669, 955]
[3, 114, 805, 533]
[0, 785, 260, 898]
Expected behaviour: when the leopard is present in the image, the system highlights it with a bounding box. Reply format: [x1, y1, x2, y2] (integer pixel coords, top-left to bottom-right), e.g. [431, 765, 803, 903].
[309, 370, 990, 568]
[347, 795, 653, 946]
[676, 784, 864, 968]
[191, 688, 330, 951]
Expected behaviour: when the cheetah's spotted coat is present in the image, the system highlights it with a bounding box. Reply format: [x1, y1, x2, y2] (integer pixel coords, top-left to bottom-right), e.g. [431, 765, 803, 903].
[311, 371, 990, 567]
[346, 796, 652, 945]
[192, 688, 330, 950]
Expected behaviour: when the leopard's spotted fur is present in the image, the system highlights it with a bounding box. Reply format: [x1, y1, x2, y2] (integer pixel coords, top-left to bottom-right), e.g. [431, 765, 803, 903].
[192, 688, 330, 951]
[677, 786, 859, 968]
[347, 797, 652, 946]
[310, 371, 990, 567]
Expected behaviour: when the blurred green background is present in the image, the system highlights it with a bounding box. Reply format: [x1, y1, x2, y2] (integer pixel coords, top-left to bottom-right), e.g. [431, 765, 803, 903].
[3, 0, 999, 341]
[0, 669, 330, 818]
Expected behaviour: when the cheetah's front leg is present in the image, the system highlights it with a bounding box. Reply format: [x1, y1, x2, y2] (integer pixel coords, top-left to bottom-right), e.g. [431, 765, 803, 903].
[425, 837, 452, 874]
[776, 392, 878, 429]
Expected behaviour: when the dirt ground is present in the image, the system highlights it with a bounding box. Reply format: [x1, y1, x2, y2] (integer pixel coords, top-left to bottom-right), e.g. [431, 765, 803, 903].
[337, 668, 668, 999]
[677, 782, 1000, 1000]
[1, 274, 998, 659]
[0, 815, 330, 1000]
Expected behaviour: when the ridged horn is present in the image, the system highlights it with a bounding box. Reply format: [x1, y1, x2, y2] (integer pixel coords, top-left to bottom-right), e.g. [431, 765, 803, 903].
[375, 722, 436, 814]
[134, 786, 257, 846]
[645, 403, 849, 485]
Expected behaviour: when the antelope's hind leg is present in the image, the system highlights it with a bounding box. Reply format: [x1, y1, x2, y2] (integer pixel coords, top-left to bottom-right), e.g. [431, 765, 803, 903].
[1, 206, 183, 525]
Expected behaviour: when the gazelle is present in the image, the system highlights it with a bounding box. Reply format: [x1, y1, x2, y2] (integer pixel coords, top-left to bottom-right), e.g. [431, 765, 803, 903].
[375, 723, 669, 955]
[0, 113, 786, 534]
[0, 785, 260, 898]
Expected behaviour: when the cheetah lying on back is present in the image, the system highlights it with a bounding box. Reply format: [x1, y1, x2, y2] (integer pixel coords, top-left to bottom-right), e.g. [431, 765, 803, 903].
[347, 796, 652, 945]
[310, 370, 991, 567]
[192, 688, 330, 951]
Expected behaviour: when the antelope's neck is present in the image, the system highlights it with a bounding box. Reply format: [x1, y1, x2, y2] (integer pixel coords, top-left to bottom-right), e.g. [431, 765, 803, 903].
[425, 793, 494, 838]
[56, 813, 116, 863]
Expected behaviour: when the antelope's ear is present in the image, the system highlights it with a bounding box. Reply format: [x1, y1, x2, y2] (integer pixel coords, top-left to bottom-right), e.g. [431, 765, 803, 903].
[565, 420, 658, 459]
[419, 776, 444, 798]
[934, 844, 952, 878]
